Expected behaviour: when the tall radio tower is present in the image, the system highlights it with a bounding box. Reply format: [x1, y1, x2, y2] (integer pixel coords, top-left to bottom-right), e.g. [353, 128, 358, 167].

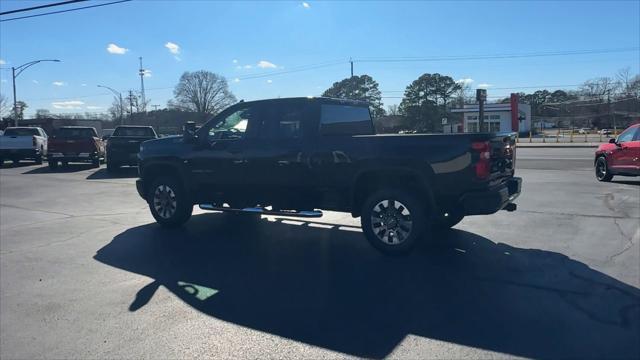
[138, 56, 146, 112]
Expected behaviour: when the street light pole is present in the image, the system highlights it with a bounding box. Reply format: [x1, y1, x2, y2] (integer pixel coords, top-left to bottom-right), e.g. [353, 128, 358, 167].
[97, 85, 123, 125]
[11, 59, 61, 126]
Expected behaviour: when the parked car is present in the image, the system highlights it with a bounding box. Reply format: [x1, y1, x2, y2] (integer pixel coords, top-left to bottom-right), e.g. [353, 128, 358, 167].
[0, 127, 48, 166]
[594, 123, 640, 181]
[598, 129, 612, 135]
[106, 125, 158, 172]
[47, 126, 105, 169]
[135, 97, 522, 255]
[578, 128, 590, 134]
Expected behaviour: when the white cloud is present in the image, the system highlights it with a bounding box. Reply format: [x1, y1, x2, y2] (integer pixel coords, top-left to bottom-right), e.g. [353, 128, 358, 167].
[257, 60, 277, 69]
[233, 78, 240, 83]
[478, 83, 493, 88]
[243, 65, 252, 69]
[302, 2, 310, 8]
[165, 42, 180, 54]
[456, 78, 474, 85]
[0, 59, 5, 65]
[52, 100, 84, 109]
[266, 79, 273, 84]
[81, 83, 87, 87]
[232, 59, 238, 64]
[142, 69, 152, 77]
[52, 81, 67, 86]
[86, 105, 102, 110]
[106, 43, 128, 55]
[32, 80, 39, 84]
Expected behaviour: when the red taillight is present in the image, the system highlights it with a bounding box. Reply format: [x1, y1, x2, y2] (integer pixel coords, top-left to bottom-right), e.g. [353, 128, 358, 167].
[472, 141, 491, 179]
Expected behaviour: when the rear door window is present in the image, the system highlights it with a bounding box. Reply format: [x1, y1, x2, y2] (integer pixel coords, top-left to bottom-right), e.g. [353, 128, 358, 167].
[320, 105, 373, 135]
[113, 127, 156, 137]
[55, 128, 97, 138]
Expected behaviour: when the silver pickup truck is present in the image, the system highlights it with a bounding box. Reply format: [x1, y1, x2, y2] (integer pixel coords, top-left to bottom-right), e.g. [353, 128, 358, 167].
[0, 127, 49, 166]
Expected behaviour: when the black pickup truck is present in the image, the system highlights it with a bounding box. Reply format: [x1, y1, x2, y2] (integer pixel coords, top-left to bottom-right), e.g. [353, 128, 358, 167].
[106, 125, 157, 172]
[136, 97, 521, 254]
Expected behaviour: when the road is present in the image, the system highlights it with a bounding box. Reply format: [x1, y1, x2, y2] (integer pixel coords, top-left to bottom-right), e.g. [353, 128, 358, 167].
[1, 148, 639, 359]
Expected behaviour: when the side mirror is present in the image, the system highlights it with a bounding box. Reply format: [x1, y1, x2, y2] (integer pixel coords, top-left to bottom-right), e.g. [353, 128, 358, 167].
[609, 138, 617, 144]
[183, 121, 197, 143]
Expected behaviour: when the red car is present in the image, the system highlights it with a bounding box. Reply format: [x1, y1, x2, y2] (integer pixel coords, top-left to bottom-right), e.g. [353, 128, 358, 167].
[595, 123, 640, 181]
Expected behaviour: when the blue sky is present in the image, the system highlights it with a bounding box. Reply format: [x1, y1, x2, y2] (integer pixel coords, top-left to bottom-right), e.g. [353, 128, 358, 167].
[0, 0, 638, 116]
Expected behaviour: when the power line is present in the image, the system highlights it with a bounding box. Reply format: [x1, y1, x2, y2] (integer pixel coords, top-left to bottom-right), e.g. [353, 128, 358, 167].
[0, 0, 132, 22]
[0, 0, 88, 16]
[355, 47, 638, 63]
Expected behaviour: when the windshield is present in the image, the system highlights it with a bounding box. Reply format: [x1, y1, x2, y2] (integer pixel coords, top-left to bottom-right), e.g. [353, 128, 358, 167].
[113, 127, 156, 137]
[3, 128, 39, 136]
[55, 128, 96, 138]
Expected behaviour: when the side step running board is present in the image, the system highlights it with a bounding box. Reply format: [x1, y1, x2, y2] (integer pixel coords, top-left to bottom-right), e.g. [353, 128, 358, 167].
[199, 204, 323, 218]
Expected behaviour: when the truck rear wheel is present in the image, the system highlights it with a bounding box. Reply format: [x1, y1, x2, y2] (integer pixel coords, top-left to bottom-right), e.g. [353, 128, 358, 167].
[360, 188, 427, 255]
[148, 176, 193, 227]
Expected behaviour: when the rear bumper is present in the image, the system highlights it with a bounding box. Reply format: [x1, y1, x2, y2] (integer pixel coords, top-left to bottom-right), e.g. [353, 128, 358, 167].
[49, 152, 100, 163]
[461, 177, 522, 215]
[0, 148, 39, 159]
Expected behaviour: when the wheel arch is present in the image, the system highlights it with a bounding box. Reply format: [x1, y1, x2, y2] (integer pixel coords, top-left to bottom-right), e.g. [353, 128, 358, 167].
[350, 168, 437, 218]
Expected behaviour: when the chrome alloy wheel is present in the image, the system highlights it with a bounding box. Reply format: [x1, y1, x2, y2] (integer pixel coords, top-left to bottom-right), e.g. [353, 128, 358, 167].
[153, 184, 177, 219]
[370, 199, 413, 245]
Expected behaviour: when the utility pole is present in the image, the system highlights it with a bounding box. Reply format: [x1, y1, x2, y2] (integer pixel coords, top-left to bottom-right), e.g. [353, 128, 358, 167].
[607, 90, 615, 135]
[138, 57, 146, 112]
[127, 90, 136, 124]
[476, 89, 486, 132]
[350, 57, 353, 78]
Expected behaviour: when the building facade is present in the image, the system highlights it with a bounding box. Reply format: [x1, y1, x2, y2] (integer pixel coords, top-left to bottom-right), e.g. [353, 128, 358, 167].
[451, 95, 531, 133]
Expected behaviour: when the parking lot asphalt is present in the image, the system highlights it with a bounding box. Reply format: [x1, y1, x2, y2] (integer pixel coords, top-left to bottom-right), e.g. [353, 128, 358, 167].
[1, 148, 639, 359]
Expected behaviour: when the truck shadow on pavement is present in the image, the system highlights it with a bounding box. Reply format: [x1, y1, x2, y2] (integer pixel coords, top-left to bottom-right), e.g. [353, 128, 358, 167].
[22, 163, 96, 174]
[94, 213, 640, 359]
[86, 167, 138, 180]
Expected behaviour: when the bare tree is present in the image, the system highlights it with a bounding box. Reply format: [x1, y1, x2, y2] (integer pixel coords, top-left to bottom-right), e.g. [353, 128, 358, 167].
[386, 104, 399, 116]
[579, 77, 620, 98]
[172, 70, 236, 115]
[0, 94, 9, 119]
[616, 67, 636, 96]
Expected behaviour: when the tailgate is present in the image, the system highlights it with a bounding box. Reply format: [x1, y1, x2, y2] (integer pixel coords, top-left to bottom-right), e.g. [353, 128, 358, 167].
[49, 138, 96, 153]
[109, 137, 151, 153]
[0, 136, 34, 150]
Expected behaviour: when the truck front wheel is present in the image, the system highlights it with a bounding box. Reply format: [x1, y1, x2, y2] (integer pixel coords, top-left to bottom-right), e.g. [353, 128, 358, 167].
[361, 188, 427, 255]
[148, 176, 193, 227]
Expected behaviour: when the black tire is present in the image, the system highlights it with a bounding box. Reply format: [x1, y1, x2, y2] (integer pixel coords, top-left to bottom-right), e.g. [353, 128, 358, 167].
[360, 188, 428, 255]
[48, 160, 58, 170]
[595, 156, 613, 182]
[92, 158, 100, 168]
[148, 176, 193, 227]
[106, 161, 119, 173]
[35, 154, 43, 165]
[434, 211, 465, 230]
